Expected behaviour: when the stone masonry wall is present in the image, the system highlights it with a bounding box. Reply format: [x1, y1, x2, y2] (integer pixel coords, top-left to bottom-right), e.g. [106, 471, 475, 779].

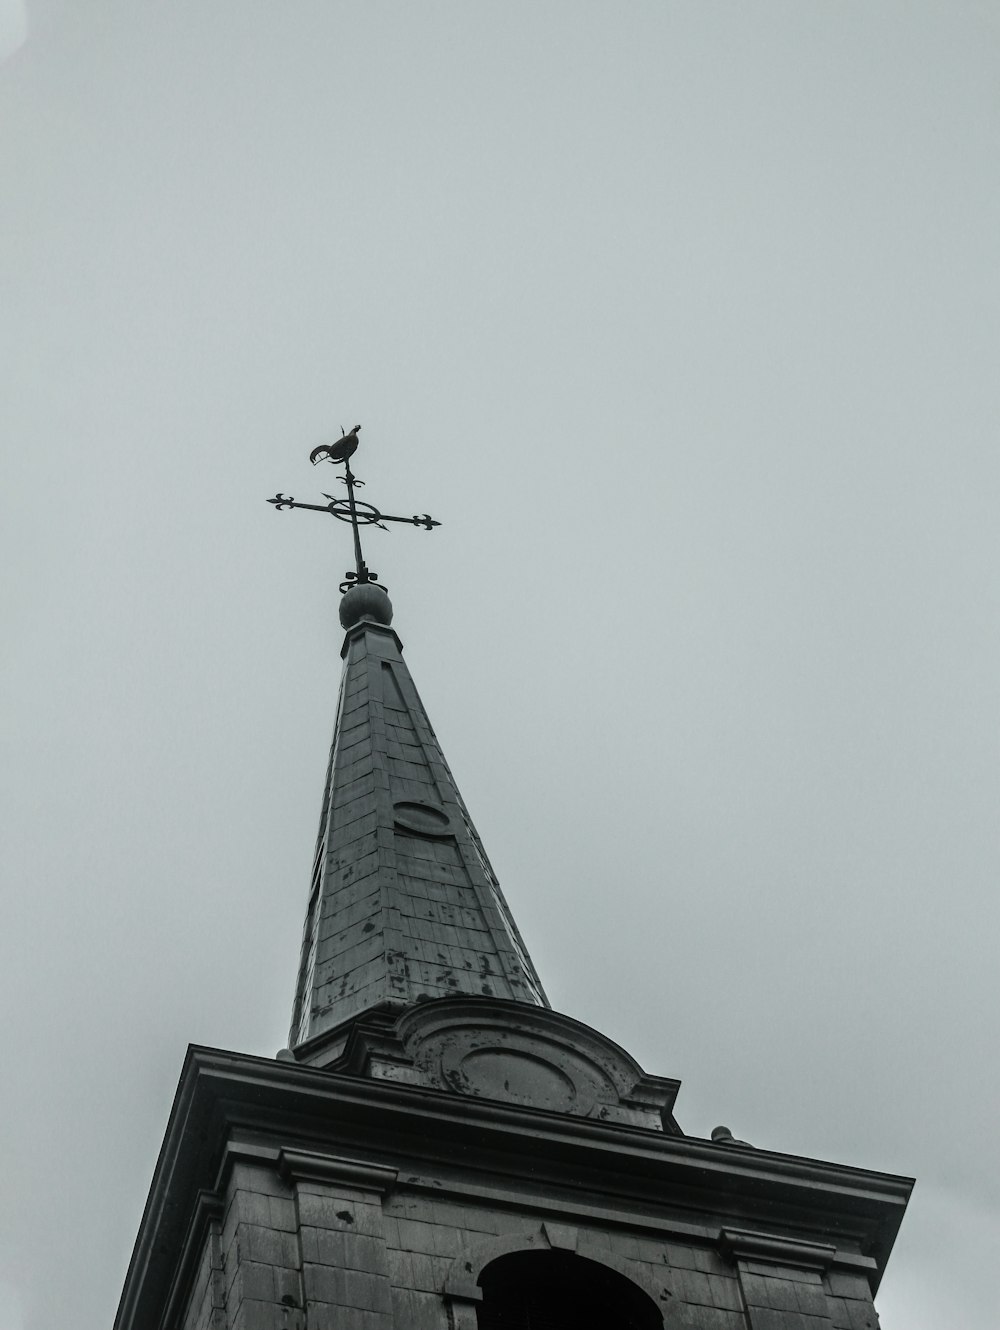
[177, 1218, 225, 1330]
[171, 1151, 884, 1330]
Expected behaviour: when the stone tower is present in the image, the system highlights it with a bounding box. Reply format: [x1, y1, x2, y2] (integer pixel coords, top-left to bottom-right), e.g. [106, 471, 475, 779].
[116, 576, 912, 1330]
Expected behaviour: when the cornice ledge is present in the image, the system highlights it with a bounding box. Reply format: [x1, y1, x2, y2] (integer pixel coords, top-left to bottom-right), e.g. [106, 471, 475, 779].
[187, 1051, 910, 1200]
[340, 618, 404, 659]
[719, 1227, 836, 1271]
[278, 1147, 398, 1195]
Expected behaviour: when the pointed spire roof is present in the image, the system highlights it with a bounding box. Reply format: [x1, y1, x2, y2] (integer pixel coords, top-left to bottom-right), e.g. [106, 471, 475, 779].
[289, 585, 547, 1060]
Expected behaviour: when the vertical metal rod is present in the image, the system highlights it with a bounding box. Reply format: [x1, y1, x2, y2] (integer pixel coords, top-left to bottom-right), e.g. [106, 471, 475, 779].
[342, 456, 367, 581]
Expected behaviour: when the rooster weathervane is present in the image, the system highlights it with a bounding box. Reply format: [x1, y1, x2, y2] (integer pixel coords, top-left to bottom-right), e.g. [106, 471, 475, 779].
[268, 426, 440, 593]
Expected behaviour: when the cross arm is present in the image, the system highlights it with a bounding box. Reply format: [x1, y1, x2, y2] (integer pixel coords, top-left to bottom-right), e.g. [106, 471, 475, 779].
[376, 512, 441, 531]
[267, 495, 439, 529]
[267, 494, 335, 514]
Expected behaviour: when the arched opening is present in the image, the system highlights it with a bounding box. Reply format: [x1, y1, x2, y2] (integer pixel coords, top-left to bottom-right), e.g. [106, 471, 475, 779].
[476, 1249, 663, 1329]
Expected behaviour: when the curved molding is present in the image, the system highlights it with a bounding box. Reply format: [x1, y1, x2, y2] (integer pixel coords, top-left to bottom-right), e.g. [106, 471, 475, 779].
[277, 1148, 397, 1195]
[719, 1227, 836, 1270]
[396, 997, 680, 1130]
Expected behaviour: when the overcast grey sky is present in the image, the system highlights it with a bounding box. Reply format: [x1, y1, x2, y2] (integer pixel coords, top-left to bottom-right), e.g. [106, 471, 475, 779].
[2, 3, 999, 1328]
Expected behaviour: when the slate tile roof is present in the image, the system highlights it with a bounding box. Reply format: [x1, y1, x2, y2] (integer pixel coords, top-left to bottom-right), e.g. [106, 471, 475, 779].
[289, 616, 547, 1052]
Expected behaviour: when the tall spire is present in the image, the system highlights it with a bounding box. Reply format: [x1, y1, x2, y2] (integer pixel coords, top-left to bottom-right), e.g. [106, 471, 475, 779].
[270, 433, 547, 1063]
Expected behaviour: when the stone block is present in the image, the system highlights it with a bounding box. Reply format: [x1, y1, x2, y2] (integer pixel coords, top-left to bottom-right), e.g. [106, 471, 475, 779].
[795, 1282, 833, 1316]
[230, 1260, 275, 1305]
[666, 1242, 702, 1270]
[395, 1216, 445, 1255]
[273, 1266, 303, 1308]
[343, 1267, 393, 1312]
[231, 1299, 302, 1330]
[387, 1247, 414, 1286]
[269, 1196, 298, 1232]
[245, 1224, 299, 1268]
[302, 1261, 348, 1304]
[826, 1272, 872, 1300]
[391, 1287, 450, 1330]
[308, 1311, 393, 1330]
[409, 1251, 446, 1291]
[232, 1190, 272, 1227]
[674, 1268, 716, 1306]
[745, 1261, 823, 1284]
[742, 1272, 800, 1311]
[843, 1300, 879, 1330]
[672, 1305, 744, 1330]
[708, 1276, 745, 1312]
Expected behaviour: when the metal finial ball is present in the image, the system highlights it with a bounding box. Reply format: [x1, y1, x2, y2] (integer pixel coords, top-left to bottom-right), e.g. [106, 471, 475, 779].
[339, 582, 393, 630]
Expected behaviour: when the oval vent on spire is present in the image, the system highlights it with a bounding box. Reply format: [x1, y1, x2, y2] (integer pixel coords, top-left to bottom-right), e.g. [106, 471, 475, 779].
[393, 801, 453, 837]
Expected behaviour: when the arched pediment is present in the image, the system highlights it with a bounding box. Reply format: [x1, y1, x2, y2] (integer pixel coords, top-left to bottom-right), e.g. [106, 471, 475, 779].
[441, 1223, 673, 1327]
[393, 997, 681, 1131]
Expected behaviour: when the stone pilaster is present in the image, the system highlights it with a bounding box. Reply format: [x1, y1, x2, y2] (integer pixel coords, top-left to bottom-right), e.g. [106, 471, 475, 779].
[720, 1229, 879, 1330]
[220, 1163, 303, 1330]
[281, 1150, 397, 1330]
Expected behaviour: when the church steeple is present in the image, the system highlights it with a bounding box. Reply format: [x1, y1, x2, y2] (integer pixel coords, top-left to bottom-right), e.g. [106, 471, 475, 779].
[288, 581, 547, 1059]
[268, 430, 546, 1064]
[116, 426, 911, 1330]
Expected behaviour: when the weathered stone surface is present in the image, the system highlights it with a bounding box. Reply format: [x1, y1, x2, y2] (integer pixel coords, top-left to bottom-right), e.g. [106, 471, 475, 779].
[119, 1048, 910, 1330]
[171, 1136, 890, 1330]
[120, 597, 910, 1330]
[366, 996, 683, 1130]
[178, 1222, 225, 1330]
[289, 619, 547, 1058]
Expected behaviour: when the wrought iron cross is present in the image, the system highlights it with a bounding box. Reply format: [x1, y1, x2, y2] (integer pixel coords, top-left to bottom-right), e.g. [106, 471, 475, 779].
[267, 426, 440, 592]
